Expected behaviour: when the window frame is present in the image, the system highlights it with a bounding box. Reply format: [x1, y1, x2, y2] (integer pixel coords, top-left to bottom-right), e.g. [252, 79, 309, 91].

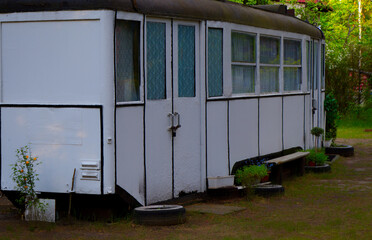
[231, 30, 257, 95]
[207, 27, 224, 98]
[206, 21, 309, 100]
[115, 12, 144, 105]
[259, 35, 281, 94]
[283, 38, 302, 92]
[144, 18, 172, 101]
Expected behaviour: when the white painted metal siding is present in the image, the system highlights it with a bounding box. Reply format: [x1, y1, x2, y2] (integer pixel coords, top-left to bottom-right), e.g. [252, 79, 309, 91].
[1, 20, 101, 104]
[229, 99, 258, 169]
[207, 101, 228, 177]
[259, 97, 282, 155]
[1, 107, 101, 194]
[116, 107, 145, 205]
[283, 96, 305, 149]
[0, 11, 116, 195]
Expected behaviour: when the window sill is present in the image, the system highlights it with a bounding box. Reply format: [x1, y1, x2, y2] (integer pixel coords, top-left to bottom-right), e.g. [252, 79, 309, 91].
[116, 102, 144, 107]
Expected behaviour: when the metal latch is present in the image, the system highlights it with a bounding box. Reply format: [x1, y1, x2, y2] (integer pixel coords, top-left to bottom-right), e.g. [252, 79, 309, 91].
[168, 112, 181, 137]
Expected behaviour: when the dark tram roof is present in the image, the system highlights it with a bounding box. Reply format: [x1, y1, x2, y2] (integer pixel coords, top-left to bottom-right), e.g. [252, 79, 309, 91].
[0, 0, 324, 39]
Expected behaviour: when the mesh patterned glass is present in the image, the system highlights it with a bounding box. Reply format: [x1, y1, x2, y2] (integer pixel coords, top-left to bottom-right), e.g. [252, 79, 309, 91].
[321, 44, 325, 89]
[115, 20, 140, 102]
[178, 25, 195, 97]
[147, 22, 166, 100]
[208, 28, 223, 97]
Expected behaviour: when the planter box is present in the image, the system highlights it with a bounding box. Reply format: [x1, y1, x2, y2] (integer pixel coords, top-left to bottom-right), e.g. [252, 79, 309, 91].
[207, 176, 235, 189]
[25, 199, 55, 222]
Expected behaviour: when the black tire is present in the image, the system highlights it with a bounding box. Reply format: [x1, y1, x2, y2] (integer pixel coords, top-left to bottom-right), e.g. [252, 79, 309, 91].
[305, 164, 331, 173]
[325, 145, 354, 157]
[134, 205, 186, 226]
[254, 184, 284, 197]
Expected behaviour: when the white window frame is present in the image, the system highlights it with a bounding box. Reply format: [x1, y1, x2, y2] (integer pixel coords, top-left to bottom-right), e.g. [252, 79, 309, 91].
[231, 30, 257, 95]
[259, 34, 281, 94]
[206, 26, 224, 98]
[283, 37, 302, 93]
[207, 20, 310, 99]
[144, 17, 172, 101]
[116, 12, 144, 105]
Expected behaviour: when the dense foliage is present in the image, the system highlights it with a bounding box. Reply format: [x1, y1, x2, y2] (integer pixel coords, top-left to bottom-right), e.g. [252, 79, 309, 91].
[324, 92, 340, 139]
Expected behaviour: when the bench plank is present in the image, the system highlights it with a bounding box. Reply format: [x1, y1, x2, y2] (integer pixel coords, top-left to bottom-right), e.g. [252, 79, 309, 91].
[266, 152, 309, 184]
[265, 152, 309, 165]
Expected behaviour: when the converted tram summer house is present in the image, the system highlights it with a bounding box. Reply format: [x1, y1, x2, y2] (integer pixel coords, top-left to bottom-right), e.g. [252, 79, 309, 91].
[0, 0, 325, 206]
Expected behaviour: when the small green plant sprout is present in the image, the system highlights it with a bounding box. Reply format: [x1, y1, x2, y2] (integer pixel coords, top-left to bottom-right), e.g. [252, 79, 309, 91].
[10, 145, 45, 215]
[311, 127, 324, 153]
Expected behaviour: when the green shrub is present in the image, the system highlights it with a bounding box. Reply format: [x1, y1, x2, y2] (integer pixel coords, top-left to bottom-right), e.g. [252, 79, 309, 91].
[311, 127, 324, 137]
[306, 149, 329, 166]
[235, 165, 268, 187]
[324, 92, 339, 140]
[10, 145, 45, 215]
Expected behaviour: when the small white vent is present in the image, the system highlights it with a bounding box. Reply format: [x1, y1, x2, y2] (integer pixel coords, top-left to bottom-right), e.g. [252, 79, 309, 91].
[81, 161, 100, 170]
[81, 171, 100, 181]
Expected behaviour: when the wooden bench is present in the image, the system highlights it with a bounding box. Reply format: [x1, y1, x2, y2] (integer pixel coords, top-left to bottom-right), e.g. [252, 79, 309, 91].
[265, 152, 309, 184]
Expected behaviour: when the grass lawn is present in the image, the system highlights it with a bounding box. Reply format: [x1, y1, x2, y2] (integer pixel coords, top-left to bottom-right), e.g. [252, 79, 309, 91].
[1, 139, 371, 240]
[337, 107, 372, 139]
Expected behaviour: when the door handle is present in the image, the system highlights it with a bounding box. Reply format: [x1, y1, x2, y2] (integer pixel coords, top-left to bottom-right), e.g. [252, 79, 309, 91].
[168, 112, 181, 135]
[174, 112, 181, 130]
[168, 113, 175, 131]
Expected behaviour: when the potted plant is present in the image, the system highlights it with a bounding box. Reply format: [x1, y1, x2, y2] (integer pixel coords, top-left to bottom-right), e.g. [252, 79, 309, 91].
[305, 149, 328, 166]
[311, 127, 324, 153]
[261, 162, 274, 183]
[323, 132, 333, 147]
[235, 164, 268, 191]
[305, 149, 331, 173]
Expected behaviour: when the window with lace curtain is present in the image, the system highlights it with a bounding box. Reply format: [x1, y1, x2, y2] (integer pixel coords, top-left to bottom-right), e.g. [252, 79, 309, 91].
[231, 32, 256, 94]
[260, 36, 280, 93]
[284, 39, 302, 91]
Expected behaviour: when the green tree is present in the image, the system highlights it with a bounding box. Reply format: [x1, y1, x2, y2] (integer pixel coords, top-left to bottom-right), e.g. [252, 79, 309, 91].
[228, 0, 371, 113]
[287, 0, 372, 113]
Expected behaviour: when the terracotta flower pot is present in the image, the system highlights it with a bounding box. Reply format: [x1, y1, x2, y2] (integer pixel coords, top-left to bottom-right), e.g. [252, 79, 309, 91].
[307, 161, 316, 166]
[260, 171, 271, 183]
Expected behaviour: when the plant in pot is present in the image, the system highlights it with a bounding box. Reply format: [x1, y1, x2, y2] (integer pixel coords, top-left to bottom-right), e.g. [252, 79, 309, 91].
[324, 132, 333, 147]
[235, 164, 268, 197]
[305, 149, 328, 166]
[311, 127, 324, 153]
[261, 161, 274, 183]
